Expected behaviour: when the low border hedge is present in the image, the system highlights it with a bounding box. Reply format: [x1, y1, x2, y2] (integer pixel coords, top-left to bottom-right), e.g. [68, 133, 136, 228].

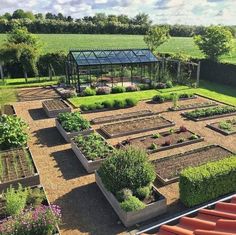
[179, 156, 236, 207]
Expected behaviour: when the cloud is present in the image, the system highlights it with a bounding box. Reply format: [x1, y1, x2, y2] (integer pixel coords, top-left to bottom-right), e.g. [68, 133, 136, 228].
[0, 0, 235, 25]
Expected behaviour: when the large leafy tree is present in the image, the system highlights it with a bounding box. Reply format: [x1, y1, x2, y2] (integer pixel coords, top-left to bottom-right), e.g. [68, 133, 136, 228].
[194, 26, 234, 61]
[144, 26, 170, 52]
[0, 26, 41, 81]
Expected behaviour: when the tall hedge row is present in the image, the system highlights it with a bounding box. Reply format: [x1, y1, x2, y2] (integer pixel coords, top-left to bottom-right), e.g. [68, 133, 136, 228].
[200, 59, 236, 86]
[179, 156, 236, 207]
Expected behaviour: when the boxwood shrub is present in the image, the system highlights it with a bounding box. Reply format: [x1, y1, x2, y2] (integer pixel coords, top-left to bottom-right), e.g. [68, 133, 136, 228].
[98, 147, 156, 211]
[82, 87, 96, 96]
[57, 112, 90, 132]
[179, 156, 236, 207]
[111, 86, 126, 94]
[184, 106, 236, 119]
[80, 98, 138, 111]
[152, 92, 194, 103]
[0, 115, 28, 150]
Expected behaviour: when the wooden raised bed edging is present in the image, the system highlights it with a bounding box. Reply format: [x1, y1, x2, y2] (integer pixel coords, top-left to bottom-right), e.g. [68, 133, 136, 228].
[91, 110, 155, 125]
[152, 144, 234, 185]
[71, 138, 113, 173]
[119, 129, 204, 154]
[95, 172, 167, 227]
[0, 147, 40, 192]
[207, 121, 236, 136]
[55, 119, 93, 142]
[100, 115, 175, 139]
[42, 99, 72, 118]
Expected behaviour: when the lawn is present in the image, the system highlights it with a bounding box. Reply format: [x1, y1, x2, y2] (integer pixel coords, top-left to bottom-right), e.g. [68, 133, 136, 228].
[0, 77, 59, 88]
[0, 34, 236, 64]
[69, 81, 236, 108]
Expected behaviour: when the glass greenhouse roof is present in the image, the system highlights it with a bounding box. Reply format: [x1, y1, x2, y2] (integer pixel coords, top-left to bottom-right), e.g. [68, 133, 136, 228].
[69, 49, 159, 66]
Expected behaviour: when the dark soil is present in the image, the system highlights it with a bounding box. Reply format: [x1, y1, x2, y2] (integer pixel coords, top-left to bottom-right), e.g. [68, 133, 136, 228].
[0, 105, 15, 116]
[42, 99, 68, 111]
[0, 148, 35, 183]
[153, 145, 233, 181]
[120, 129, 201, 152]
[101, 115, 173, 137]
[169, 102, 218, 111]
[91, 110, 154, 124]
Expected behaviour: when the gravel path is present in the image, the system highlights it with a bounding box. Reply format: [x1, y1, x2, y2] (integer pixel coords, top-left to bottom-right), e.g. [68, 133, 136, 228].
[13, 93, 236, 235]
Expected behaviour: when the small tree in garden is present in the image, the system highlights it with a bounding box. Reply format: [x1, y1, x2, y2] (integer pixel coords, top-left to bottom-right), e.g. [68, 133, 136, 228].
[194, 26, 234, 61]
[144, 26, 170, 52]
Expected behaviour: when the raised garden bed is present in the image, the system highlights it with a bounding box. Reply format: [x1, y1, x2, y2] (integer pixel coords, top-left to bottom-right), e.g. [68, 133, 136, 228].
[91, 110, 155, 124]
[95, 172, 167, 227]
[169, 101, 218, 111]
[152, 145, 234, 185]
[207, 118, 236, 135]
[100, 115, 175, 138]
[0, 185, 60, 234]
[152, 93, 197, 104]
[71, 133, 114, 173]
[182, 105, 236, 121]
[0, 105, 16, 116]
[118, 127, 203, 153]
[56, 112, 93, 142]
[42, 99, 71, 118]
[0, 148, 40, 192]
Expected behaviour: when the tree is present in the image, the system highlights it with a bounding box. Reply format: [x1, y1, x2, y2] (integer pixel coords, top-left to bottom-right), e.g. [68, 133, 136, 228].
[132, 13, 152, 26]
[144, 26, 170, 52]
[194, 26, 234, 61]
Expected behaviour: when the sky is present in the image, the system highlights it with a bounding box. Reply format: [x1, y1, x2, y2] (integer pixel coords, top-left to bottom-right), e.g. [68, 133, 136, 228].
[0, 0, 236, 25]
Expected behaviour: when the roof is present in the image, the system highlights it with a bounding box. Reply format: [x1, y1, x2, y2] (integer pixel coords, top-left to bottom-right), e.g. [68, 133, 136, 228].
[141, 195, 236, 235]
[68, 49, 159, 67]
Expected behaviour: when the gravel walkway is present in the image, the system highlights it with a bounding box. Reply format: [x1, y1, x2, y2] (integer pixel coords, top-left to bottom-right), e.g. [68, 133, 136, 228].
[13, 93, 236, 235]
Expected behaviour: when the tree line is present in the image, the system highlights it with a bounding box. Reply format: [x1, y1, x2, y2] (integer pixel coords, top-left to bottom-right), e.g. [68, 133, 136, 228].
[0, 9, 235, 36]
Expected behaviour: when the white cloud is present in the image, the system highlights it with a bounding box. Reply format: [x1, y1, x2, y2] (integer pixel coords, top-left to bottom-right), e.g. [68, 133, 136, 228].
[0, 0, 235, 25]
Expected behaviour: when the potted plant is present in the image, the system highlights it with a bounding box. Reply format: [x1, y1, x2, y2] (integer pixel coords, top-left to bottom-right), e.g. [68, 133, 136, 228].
[96, 147, 167, 227]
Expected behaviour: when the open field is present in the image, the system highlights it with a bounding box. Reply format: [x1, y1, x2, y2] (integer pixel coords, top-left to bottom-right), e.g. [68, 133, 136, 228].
[0, 34, 236, 64]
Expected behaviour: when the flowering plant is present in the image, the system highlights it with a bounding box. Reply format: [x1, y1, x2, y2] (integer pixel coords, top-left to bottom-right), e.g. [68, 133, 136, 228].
[0, 205, 61, 235]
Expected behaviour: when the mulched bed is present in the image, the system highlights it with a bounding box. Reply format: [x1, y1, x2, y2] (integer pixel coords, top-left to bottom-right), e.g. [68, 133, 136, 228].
[0, 105, 15, 116]
[0, 148, 35, 183]
[152, 145, 234, 185]
[207, 118, 236, 135]
[118, 128, 203, 153]
[91, 110, 155, 124]
[100, 115, 175, 138]
[169, 101, 218, 111]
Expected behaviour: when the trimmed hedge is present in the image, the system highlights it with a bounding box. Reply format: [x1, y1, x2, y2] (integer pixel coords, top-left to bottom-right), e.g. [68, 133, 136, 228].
[152, 92, 194, 103]
[179, 156, 236, 207]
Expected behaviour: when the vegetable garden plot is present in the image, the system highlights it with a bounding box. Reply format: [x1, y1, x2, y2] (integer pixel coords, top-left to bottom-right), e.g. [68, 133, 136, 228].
[152, 145, 234, 185]
[207, 118, 236, 135]
[0, 148, 40, 191]
[119, 127, 203, 153]
[100, 115, 175, 138]
[169, 101, 218, 111]
[91, 110, 155, 124]
[42, 99, 71, 118]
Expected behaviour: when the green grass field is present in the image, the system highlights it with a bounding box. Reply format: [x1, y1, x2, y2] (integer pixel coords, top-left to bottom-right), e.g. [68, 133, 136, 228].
[69, 81, 236, 108]
[0, 34, 235, 64]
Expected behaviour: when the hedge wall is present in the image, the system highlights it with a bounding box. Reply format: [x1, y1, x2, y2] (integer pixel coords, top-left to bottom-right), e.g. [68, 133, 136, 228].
[179, 156, 236, 207]
[200, 59, 236, 86]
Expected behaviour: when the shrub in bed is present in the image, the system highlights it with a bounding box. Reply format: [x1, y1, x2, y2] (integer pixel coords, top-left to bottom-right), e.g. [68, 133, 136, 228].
[152, 92, 194, 103]
[83, 87, 96, 96]
[102, 100, 115, 108]
[0, 115, 28, 150]
[179, 156, 236, 207]
[126, 85, 139, 92]
[136, 186, 151, 200]
[185, 106, 236, 119]
[111, 86, 126, 93]
[57, 112, 90, 132]
[166, 80, 173, 88]
[120, 196, 145, 212]
[138, 84, 152, 90]
[96, 86, 111, 95]
[152, 94, 166, 103]
[116, 188, 133, 202]
[98, 147, 155, 211]
[73, 133, 114, 161]
[125, 98, 138, 107]
[114, 99, 127, 108]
